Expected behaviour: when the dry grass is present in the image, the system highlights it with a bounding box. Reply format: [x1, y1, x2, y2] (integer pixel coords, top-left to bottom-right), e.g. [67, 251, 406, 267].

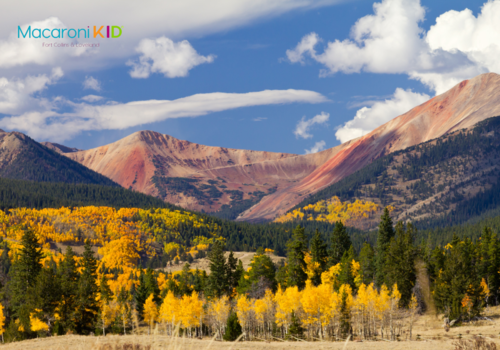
[164, 252, 285, 273]
[5, 306, 500, 350]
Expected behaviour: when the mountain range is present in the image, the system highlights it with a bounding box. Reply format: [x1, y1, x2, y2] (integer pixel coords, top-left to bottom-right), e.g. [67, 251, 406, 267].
[3, 72, 500, 226]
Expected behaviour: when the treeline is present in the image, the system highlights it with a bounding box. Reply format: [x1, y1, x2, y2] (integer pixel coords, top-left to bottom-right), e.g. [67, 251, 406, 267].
[0, 178, 175, 211]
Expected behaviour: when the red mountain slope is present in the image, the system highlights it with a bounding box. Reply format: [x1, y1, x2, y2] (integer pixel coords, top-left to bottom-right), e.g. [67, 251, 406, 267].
[237, 73, 500, 221]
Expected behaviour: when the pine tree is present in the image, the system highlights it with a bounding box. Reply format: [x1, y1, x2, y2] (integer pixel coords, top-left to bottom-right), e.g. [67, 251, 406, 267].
[144, 268, 161, 303]
[8, 228, 44, 332]
[329, 221, 351, 266]
[223, 311, 242, 341]
[375, 207, 395, 287]
[99, 274, 113, 302]
[58, 246, 78, 333]
[207, 240, 228, 298]
[33, 265, 61, 331]
[286, 225, 308, 290]
[74, 240, 99, 334]
[135, 271, 148, 317]
[286, 310, 304, 341]
[226, 251, 240, 296]
[359, 242, 375, 285]
[338, 246, 356, 288]
[310, 230, 328, 286]
[385, 222, 417, 307]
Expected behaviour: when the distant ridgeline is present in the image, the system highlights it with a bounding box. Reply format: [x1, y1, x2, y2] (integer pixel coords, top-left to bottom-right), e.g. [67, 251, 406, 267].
[0, 178, 173, 211]
[0, 134, 119, 186]
[289, 116, 500, 232]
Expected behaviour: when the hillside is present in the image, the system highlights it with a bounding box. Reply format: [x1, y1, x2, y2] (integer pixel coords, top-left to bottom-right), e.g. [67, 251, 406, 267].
[239, 73, 500, 222]
[285, 116, 500, 230]
[0, 130, 117, 186]
[62, 129, 354, 217]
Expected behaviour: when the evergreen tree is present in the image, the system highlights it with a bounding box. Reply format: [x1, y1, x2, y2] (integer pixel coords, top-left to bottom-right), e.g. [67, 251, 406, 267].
[375, 207, 395, 287]
[359, 242, 375, 285]
[8, 228, 43, 332]
[135, 271, 149, 316]
[223, 311, 242, 341]
[144, 268, 161, 303]
[385, 222, 417, 307]
[478, 227, 500, 305]
[286, 225, 308, 290]
[329, 221, 351, 266]
[339, 288, 351, 338]
[338, 246, 356, 288]
[33, 264, 61, 332]
[310, 230, 328, 286]
[433, 235, 485, 320]
[57, 246, 78, 333]
[74, 240, 99, 334]
[286, 310, 304, 340]
[226, 251, 240, 296]
[99, 274, 113, 302]
[207, 241, 228, 298]
[178, 263, 194, 296]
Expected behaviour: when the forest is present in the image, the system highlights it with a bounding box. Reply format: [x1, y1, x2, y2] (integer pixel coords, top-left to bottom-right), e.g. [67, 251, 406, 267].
[0, 205, 494, 343]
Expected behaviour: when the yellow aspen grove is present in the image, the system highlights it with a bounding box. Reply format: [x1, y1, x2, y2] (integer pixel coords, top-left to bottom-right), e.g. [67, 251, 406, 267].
[274, 285, 301, 334]
[300, 280, 333, 339]
[254, 290, 275, 339]
[178, 292, 204, 338]
[236, 294, 254, 340]
[207, 296, 230, 340]
[388, 284, 401, 340]
[143, 294, 158, 334]
[99, 301, 117, 336]
[159, 291, 180, 335]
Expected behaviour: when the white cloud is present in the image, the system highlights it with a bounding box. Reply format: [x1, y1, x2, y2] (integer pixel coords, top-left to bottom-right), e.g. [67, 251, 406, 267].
[83, 76, 101, 91]
[128, 37, 215, 79]
[0, 1, 342, 73]
[81, 95, 103, 102]
[0, 68, 63, 115]
[286, 33, 320, 64]
[0, 89, 327, 141]
[294, 111, 329, 139]
[287, 0, 500, 94]
[253, 117, 267, 121]
[305, 140, 326, 154]
[335, 88, 429, 143]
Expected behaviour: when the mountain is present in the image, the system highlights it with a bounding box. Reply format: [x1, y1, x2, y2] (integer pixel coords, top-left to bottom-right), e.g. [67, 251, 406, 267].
[0, 130, 118, 186]
[41, 142, 80, 154]
[55, 73, 500, 221]
[281, 116, 500, 230]
[238, 73, 500, 222]
[62, 130, 357, 215]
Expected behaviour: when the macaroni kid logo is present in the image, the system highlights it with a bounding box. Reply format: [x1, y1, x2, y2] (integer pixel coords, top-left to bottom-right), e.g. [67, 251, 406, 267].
[18, 25, 122, 39]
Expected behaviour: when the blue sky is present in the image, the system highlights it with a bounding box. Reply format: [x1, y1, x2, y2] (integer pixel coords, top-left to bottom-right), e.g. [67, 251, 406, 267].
[0, 0, 493, 154]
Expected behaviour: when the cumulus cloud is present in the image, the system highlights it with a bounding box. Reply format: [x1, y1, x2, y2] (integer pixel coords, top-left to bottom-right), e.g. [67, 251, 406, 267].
[294, 111, 329, 139]
[128, 37, 215, 78]
[305, 140, 326, 154]
[81, 95, 103, 103]
[0, 67, 63, 115]
[0, 89, 327, 141]
[83, 76, 101, 91]
[286, 0, 500, 94]
[335, 88, 429, 143]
